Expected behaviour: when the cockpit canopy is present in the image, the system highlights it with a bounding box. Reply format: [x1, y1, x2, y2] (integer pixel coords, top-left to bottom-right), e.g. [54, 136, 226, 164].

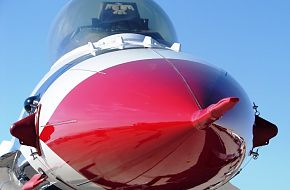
[49, 0, 177, 61]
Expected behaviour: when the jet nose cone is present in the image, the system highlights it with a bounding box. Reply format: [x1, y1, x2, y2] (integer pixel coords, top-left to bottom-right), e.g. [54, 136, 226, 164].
[40, 58, 249, 189]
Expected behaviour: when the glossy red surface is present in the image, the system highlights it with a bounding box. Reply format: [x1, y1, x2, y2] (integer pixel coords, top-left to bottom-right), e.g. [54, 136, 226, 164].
[11, 113, 37, 147]
[40, 59, 246, 189]
[191, 97, 239, 129]
[11, 105, 42, 155]
[170, 59, 254, 149]
[22, 173, 47, 190]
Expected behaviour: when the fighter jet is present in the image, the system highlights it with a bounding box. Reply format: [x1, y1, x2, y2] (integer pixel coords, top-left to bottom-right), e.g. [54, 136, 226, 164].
[0, 0, 277, 189]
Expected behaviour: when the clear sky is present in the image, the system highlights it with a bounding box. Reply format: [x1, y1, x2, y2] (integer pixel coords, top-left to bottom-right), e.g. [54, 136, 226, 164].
[0, 0, 289, 189]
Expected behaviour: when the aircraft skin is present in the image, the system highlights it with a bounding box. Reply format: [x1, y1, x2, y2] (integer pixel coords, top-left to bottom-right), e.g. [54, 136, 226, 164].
[0, 1, 277, 190]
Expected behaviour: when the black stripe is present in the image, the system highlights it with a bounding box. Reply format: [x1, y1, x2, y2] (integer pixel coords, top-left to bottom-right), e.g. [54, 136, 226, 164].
[34, 54, 93, 97]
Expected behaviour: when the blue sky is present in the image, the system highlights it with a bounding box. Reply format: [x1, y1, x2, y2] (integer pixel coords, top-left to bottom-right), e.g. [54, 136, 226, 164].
[0, 1, 289, 189]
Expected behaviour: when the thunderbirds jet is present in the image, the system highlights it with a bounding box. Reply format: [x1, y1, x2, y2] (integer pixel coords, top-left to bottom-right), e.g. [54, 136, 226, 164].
[0, 0, 277, 189]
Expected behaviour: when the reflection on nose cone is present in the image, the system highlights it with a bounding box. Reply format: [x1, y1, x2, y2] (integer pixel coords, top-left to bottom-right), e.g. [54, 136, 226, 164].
[40, 59, 248, 189]
[191, 97, 239, 130]
[168, 59, 254, 152]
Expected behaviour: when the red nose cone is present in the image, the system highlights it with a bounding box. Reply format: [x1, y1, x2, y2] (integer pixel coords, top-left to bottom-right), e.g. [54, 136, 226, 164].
[40, 59, 245, 189]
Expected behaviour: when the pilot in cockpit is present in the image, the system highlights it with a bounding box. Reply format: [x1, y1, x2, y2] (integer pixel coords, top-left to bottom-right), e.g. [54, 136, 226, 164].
[49, 0, 177, 61]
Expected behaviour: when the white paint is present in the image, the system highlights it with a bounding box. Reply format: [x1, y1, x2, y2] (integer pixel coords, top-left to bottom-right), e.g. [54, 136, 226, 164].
[170, 43, 181, 52]
[38, 69, 94, 133]
[0, 140, 13, 156]
[87, 42, 97, 56]
[154, 48, 208, 64]
[143, 36, 154, 47]
[71, 48, 161, 72]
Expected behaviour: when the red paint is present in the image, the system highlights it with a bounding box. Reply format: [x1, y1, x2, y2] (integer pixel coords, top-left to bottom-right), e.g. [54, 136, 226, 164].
[11, 105, 42, 155]
[40, 59, 246, 189]
[22, 173, 47, 190]
[11, 113, 37, 147]
[169, 60, 221, 109]
[191, 97, 239, 129]
[39, 125, 55, 142]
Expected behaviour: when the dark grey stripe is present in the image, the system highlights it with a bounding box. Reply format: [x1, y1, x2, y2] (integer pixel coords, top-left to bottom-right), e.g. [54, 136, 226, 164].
[34, 54, 93, 98]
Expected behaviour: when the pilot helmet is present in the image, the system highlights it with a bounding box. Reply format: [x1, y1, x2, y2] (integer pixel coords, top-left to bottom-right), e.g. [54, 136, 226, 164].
[49, 0, 177, 61]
